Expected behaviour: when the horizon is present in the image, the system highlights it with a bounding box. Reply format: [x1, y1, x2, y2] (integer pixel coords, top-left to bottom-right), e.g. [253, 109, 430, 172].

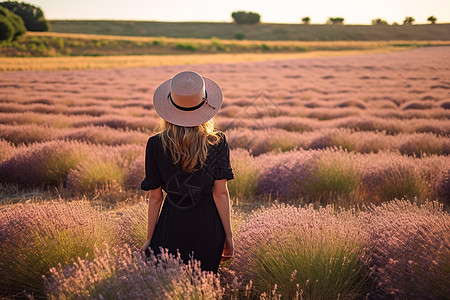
[25, 0, 450, 25]
[45, 18, 450, 26]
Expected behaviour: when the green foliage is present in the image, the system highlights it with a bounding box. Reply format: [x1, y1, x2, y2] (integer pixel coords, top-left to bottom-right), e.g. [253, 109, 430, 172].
[174, 42, 197, 51]
[67, 159, 125, 193]
[327, 17, 345, 25]
[234, 32, 245, 40]
[302, 16, 311, 24]
[0, 1, 49, 31]
[118, 202, 147, 250]
[0, 6, 25, 41]
[210, 36, 226, 51]
[231, 11, 261, 25]
[403, 16, 415, 25]
[153, 36, 166, 46]
[427, 15, 437, 24]
[261, 43, 270, 51]
[227, 149, 259, 199]
[363, 163, 428, 203]
[0, 16, 13, 41]
[304, 153, 361, 203]
[372, 18, 389, 25]
[253, 234, 369, 299]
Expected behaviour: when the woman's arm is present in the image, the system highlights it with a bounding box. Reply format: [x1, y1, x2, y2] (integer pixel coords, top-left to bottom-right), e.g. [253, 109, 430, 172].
[140, 186, 163, 253]
[212, 179, 234, 261]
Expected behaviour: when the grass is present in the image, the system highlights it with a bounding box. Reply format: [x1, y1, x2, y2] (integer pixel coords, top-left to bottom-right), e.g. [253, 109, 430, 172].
[48, 20, 450, 41]
[2, 32, 450, 71]
[0, 47, 413, 71]
[5, 32, 443, 57]
[252, 233, 369, 299]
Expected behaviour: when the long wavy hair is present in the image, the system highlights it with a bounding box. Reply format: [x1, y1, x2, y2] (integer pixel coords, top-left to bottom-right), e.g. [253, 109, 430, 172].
[159, 118, 220, 173]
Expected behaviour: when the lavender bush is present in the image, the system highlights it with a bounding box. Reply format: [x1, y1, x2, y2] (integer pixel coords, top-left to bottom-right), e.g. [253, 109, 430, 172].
[301, 149, 362, 205]
[361, 158, 428, 203]
[67, 158, 126, 193]
[44, 244, 224, 299]
[0, 140, 89, 186]
[125, 158, 145, 190]
[227, 149, 259, 199]
[0, 201, 117, 298]
[118, 202, 148, 252]
[228, 203, 372, 299]
[360, 199, 450, 299]
[0, 139, 15, 162]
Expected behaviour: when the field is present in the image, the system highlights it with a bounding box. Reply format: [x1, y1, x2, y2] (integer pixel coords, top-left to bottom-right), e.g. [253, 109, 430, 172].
[6, 32, 449, 58]
[0, 46, 449, 298]
[49, 20, 450, 41]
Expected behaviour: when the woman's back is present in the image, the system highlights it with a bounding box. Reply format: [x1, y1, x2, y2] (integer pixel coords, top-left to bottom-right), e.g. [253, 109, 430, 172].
[141, 130, 234, 272]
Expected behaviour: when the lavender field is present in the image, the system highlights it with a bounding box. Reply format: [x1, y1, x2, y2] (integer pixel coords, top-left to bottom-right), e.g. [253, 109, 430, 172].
[0, 46, 449, 299]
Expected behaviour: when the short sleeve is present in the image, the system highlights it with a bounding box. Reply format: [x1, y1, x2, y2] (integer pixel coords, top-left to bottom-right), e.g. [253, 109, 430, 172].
[213, 133, 234, 181]
[141, 137, 163, 191]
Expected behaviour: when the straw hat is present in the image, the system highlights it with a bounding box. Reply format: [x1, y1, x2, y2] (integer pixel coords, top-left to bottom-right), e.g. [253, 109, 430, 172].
[153, 71, 223, 127]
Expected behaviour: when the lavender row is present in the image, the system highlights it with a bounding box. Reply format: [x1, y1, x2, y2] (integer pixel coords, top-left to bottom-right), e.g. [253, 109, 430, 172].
[1, 125, 449, 159]
[2, 112, 450, 135]
[1, 199, 447, 298]
[1, 140, 448, 205]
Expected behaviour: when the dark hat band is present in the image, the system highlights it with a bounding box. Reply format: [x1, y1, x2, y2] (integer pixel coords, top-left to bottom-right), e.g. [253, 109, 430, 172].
[168, 91, 215, 111]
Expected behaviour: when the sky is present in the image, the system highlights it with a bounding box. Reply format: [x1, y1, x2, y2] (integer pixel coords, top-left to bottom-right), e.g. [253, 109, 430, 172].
[27, 0, 450, 25]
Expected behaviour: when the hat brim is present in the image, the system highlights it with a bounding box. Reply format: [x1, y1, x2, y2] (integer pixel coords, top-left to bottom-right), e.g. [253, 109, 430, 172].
[153, 76, 223, 127]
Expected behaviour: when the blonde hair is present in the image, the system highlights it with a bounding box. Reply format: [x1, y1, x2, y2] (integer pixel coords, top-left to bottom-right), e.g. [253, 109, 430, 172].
[159, 118, 220, 173]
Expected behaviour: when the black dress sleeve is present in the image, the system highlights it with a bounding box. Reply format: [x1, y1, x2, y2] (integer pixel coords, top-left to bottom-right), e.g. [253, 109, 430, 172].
[141, 137, 163, 190]
[213, 133, 234, 181]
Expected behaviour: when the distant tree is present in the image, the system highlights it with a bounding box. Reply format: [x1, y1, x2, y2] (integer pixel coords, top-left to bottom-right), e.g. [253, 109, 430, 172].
[231, 11, 261, 25]
[371, 18, 389, 25]
[0, 6, 26, 41]
[392, 22, 399, 26]
[427, 15, 437, 24]
[0, 1, 49, 31]
[327, 17, 344, 25]
[234, 32, 245, 40]
[301, 16, 310, 24]
[403, 16, 415, 25]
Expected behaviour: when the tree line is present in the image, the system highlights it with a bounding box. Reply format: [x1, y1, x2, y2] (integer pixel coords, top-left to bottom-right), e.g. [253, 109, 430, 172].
[0, 1, 49, 42]
[232, 11, 439, 25]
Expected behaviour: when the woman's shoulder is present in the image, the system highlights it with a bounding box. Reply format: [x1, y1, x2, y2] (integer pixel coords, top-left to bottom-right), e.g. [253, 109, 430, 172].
[214, 130, 228, 145]
[146, 132, 162, 148]
[211, 131, 230, 153]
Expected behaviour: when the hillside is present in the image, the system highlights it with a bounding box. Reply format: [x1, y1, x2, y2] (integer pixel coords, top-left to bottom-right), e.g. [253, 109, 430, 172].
[49, 20, 450, 41]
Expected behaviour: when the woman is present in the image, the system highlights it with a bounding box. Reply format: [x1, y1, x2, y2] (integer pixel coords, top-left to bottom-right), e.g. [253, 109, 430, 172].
[140, 71, 234, 274]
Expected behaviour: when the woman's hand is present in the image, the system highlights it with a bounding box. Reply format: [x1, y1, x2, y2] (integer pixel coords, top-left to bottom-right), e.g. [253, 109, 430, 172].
[140, 239, 151, 255]
[221, 234, 234, 262]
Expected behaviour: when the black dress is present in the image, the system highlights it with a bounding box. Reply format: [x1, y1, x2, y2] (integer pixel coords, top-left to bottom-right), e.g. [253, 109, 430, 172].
[141, 131, 234, 273]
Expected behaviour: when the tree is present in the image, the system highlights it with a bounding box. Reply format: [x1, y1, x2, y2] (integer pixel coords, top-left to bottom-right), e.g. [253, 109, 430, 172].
[0, 1, 49, 31]
[427, 15, 437, 24]
[231, 11, 261, 25]
[301, 16, 310, 24]
[403, 16, 415, 25]
[0, 6, 26, 41]
[327, 17, 344, 25]
[371, 18, 388, 25]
